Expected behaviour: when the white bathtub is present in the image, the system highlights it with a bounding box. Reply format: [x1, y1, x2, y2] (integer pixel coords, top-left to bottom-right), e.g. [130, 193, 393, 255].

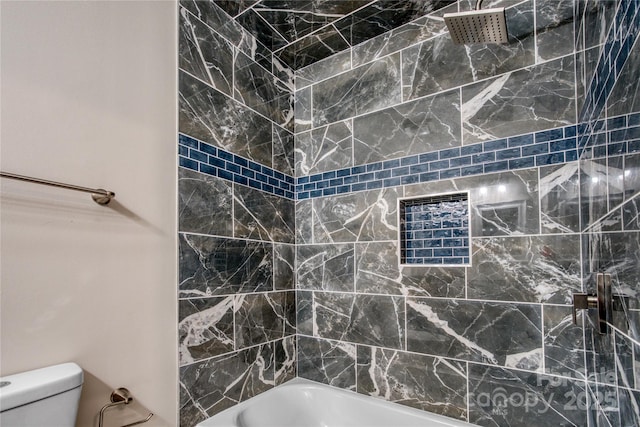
[196, 378, 476, 427]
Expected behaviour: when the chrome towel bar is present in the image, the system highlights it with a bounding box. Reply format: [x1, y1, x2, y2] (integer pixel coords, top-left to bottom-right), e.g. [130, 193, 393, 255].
[0, 171, 115, 205]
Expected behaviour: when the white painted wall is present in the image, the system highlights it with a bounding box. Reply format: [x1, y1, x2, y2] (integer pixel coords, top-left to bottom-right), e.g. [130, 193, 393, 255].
[0, 1, 177, 426]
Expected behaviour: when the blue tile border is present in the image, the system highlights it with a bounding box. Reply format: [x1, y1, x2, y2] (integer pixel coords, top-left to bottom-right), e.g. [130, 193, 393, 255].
[296, 124, 580, 200]
[178, 134, 296, 200]
[579, 0, 640, 132]
[180, 110, 640, 203]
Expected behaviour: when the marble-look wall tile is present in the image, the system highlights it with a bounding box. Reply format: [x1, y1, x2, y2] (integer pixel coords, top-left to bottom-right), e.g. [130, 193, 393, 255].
[461, 55, 575, 144]
[586, 382, 623, 427]
[535, 0, 575, 62]
[468, 235, 582, 304]
[277, 25, 351, 70]
[235, 292, 294, 348]
[405, 169, 540, 237]
[353, 89, 461, 165]
[407, 298, 543, 369]
[351, 12, 449, 68]
[296, 244, 355, 292]
[234, 51, 293, 128]
[234, 184, 295, 243]
[296, 291, 313, 336]
[468, 364, 588, 426]
[607, 32, 640, 117]
[179, 7, 234, 96]
[312, 188, 400, 243]
[179, 168, 233, 236]
[313, 292, 405, 349]
[179, 296, 235, 365]
[179, 72, 273, 167]
[294, 86, 312, 133]
[580, 158, 612, 231]
[581, 0, 616, 51]
[540, 162, 581, 233]
[295, 49, 352, 88]
[180, 0, 258, 56]
[313, 54, 401, 127]
[295, 120, 353, 175]
[274, 244, 294, 290]
[179, 343, 274, 427]
[179, 234, 272, 297]
[272, 125, 294, 176]
[295, 200, 313, 244]
[402, 3, 535, 102]
[355, 241, 466, 297]
[297, 336, 356, 390]
[275, 335, 296, 385]
[357, 346, 468, 420]
[544, 306, 586, 378]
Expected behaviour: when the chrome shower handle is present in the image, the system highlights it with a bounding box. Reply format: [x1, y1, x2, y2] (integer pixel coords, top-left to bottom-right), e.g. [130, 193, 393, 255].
[572, 273, 612, 334]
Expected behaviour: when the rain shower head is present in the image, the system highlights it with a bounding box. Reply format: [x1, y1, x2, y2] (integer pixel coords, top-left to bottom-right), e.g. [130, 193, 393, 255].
[444, 1, 508, 45]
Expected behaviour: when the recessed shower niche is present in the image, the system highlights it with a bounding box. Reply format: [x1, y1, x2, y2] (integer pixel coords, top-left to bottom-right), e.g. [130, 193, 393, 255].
[399, 193, 470, 266]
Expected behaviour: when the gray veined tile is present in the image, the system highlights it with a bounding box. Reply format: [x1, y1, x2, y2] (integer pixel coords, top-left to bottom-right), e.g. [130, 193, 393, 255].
[295, 49, 352, 88]
[179, 296, 235, 365]
[468, 364, 588, 426]
[312, 187, 400, 243]
[543, 306, 586, 378]
[179, 343, 274, 426]
[535, 0, 575, 62]
[296, 244, 355, 292]
[401, 2, 535, 103]
[296, 290, 314, 336]
[294, 86, 312, 133]
[295, 200, 314, 244]
[351, 12, 449, 68]
[353, 88, 461, 165]
[234, 50, 293, 128]
[277, 25, 351, 70]
[179, 7, 234, 96]
[468, 234, 582, 304]
[234, 292, 294, 348]
[357, 346, 468, 420]
[272, 125, 295, 176]
[178, 168, 233, 236]
[355, 241, 466, 297]
[406, 298, 542, 369]
[297, 336, 356, 390]
[274, 335, 296, 385]
[274, 244, 294, 290]
[313, 292, 405, 349]
[405, 169, 540, 237]
[295, 120, 353, 175]
[179, 71, 273, 167]
[540, 163, 581, 233]
[180, 0, 258, 55]
[313, 54, 402, 127]
[179, 234, 273, 297]
[461, 55, 575, 144]
[233, 184, 295, 243]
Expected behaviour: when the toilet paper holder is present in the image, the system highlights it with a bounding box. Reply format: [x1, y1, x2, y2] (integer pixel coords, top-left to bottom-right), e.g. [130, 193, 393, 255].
[98, 387, 153, 427]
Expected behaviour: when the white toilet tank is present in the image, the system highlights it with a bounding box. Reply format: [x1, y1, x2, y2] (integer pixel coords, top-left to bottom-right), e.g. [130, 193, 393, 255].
[0, 363, 83, 426]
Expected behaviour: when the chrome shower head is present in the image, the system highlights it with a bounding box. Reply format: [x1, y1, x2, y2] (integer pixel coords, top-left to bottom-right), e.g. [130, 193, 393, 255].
[444, 1, 508, 45]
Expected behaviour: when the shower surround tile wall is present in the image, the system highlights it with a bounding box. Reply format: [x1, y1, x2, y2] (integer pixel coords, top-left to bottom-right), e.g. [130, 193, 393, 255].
[294, 0, 638, 426]
[178, 2, 295, 426]
[176, 0, 639, 426]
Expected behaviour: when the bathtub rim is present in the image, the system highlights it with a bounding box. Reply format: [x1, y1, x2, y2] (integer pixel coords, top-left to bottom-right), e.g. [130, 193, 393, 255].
[195, 377, 477, 427]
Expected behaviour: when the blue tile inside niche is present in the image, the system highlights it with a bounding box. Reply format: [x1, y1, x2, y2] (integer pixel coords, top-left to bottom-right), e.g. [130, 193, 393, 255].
[400, 193, 470, 266]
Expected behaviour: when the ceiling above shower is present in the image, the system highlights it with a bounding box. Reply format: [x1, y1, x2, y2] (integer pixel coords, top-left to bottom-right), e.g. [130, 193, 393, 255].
[214, 0, 457, 69]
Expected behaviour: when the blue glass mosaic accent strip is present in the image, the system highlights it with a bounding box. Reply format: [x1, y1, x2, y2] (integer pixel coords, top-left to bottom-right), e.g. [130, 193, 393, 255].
[579, 0, 640, 128]
[296, 123, 579, 200]
[178, 134, 295, 200]
[400, 194, 470, 266]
